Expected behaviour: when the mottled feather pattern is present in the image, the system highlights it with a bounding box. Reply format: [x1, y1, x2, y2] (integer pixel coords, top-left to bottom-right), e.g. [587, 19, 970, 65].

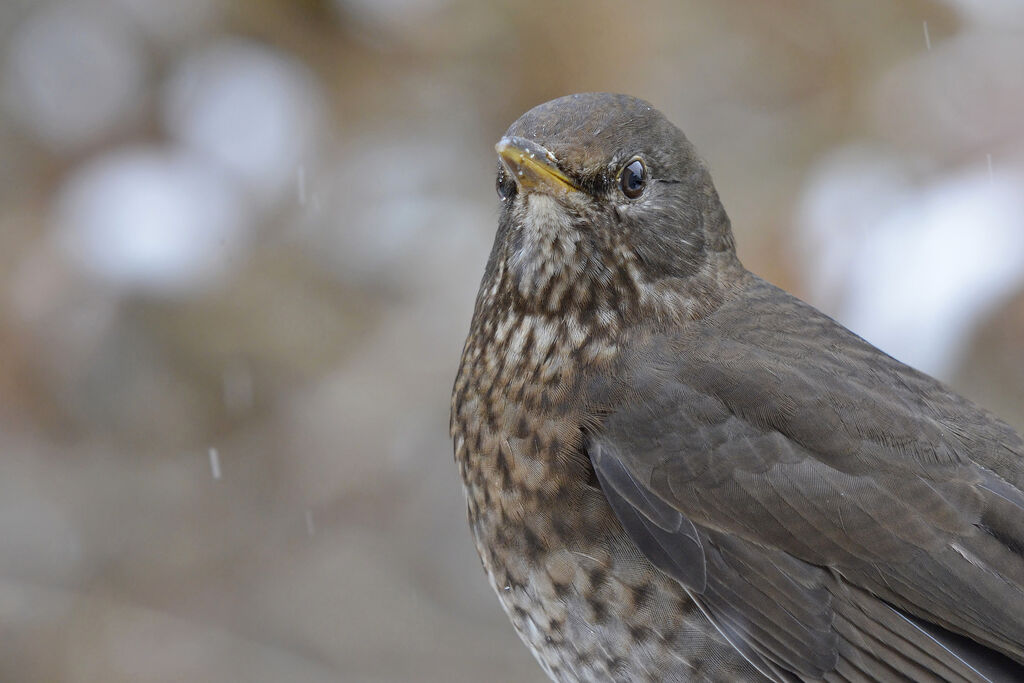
[452, 93, 1024, 681]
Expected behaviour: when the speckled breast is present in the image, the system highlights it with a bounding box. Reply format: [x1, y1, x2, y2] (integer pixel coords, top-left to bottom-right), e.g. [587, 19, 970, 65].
[450, 311, 760, 682]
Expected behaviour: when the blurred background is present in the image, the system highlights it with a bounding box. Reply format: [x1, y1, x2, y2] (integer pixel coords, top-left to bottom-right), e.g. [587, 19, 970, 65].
[0, 0, 1022, 680]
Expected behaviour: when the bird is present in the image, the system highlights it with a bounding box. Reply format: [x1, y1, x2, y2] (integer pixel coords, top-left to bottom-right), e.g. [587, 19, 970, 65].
[449, 92, 1024, 682]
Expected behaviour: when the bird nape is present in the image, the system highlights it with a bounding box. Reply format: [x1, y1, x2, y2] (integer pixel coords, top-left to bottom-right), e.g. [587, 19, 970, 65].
[450, 92, 1024, 683]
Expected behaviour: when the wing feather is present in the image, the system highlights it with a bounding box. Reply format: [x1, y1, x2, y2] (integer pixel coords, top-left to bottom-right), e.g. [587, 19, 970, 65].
[586, 276, 1024, 679]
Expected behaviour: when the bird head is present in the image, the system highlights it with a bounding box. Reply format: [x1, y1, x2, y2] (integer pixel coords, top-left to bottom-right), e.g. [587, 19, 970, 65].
[486, 93, 737, 320]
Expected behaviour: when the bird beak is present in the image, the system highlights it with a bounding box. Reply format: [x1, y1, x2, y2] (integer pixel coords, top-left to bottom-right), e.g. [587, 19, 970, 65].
[496, 136, 581, 197]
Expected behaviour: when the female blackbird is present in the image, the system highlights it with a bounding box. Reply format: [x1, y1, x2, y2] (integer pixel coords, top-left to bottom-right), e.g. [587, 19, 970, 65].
[451, 93, 1024, 682]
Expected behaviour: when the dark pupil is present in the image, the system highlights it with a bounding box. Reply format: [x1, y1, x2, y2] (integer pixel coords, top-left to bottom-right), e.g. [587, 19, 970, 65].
[621, 160, 645, 197]
[496, 171, 514, 201]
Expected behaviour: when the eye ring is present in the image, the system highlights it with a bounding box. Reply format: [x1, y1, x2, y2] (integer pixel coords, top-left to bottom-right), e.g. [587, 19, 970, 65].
[496, 169, 515, 202]
[618, 158, 647, 199]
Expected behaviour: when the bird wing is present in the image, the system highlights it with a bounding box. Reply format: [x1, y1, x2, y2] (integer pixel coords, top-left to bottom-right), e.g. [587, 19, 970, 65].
[587, 277, 1024, 680]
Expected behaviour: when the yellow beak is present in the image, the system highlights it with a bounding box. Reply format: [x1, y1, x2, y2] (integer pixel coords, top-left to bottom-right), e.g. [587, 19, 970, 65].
[495, 136, 580, 196]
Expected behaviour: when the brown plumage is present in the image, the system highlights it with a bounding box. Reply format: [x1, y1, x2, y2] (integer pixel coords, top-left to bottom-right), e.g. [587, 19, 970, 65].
[450, 93, 1024, 682]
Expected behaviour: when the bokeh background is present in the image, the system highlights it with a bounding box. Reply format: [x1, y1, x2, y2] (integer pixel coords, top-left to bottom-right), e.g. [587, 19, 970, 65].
[1, 0, 1022, 680]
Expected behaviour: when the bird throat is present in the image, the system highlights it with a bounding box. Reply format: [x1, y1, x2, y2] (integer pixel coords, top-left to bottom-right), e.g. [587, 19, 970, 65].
[507, 193, 587, 308]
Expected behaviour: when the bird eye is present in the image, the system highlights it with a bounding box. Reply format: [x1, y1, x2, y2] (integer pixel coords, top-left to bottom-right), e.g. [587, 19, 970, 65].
[618, 158, 647, 199]
[496, 169, 515, 202]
